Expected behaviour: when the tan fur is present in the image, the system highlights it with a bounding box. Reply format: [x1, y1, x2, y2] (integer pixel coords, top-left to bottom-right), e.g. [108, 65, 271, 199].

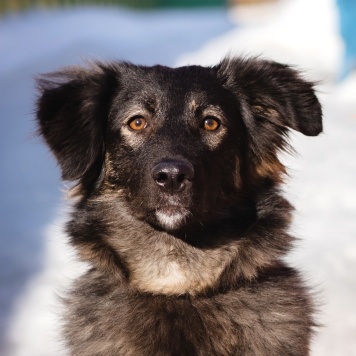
[254, 158, 287, 183]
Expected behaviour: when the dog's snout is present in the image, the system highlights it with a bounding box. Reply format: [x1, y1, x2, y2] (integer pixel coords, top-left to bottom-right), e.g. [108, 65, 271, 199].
[152, 160, 194, 193]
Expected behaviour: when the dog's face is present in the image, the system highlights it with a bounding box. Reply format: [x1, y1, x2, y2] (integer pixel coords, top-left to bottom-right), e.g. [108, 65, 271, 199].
[36, 58, 322, 233]
[104, 65, 246, 231]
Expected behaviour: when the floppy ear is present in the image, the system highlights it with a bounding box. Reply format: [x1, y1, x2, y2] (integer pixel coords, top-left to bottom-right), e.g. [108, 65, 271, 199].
[218, 57, 322, 138]
[217, 57, 322, 184]
[220, 59, 322, 132]
[36, 63, 118, 182]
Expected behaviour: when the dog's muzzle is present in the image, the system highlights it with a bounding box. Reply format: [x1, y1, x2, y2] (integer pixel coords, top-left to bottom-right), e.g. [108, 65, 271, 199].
[151, 159, 194, 230]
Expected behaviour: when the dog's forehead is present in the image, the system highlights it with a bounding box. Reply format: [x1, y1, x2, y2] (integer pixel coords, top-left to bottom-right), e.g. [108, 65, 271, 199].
[124, 65, 218, 101]
[119, 64, 223, 108]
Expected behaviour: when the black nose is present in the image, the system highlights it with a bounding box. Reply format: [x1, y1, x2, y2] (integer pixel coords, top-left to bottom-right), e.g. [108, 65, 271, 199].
[152, 159, 194, 193]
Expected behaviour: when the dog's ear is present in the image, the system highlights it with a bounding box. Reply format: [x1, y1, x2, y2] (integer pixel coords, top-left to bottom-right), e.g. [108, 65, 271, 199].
[217, 57, 322, 137]
[36, 63, 118, 182]
[217, 57, 322, 185]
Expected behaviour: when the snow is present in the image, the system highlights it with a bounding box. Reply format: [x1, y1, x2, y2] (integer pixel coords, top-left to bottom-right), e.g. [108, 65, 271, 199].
[177, 0, 343, 81]
[1, 1, 355, 355]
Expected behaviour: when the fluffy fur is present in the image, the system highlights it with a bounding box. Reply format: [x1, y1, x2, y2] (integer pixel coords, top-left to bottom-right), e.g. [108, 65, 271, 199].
[36, 57, 322, 355]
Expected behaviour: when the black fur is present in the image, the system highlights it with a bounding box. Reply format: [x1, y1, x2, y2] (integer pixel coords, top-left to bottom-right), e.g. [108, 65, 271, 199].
[36, 57, 322, 355]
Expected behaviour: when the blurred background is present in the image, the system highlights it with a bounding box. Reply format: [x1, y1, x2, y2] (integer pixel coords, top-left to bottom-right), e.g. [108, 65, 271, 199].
[0, 0, 355, 355]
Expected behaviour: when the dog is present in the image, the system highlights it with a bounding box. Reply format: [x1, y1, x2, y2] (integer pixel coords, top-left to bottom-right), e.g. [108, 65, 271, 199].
[36, 57, 322, 355]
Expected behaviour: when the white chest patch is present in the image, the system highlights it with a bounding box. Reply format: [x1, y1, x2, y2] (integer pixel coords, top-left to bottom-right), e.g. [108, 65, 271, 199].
[129, 258, 191, 295]
[127, 245, 233, 296]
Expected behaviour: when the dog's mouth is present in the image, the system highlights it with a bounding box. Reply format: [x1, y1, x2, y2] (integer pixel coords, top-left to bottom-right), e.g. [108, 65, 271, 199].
[155, 204, 191, 230]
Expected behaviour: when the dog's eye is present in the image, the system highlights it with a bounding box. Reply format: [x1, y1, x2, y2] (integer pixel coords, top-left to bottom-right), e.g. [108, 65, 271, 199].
[202, 117, 220, 131]
[128, 116, 147, 131]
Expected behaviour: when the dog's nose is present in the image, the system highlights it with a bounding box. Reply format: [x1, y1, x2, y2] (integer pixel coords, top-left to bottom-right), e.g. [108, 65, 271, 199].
[152, 160, 194, 193]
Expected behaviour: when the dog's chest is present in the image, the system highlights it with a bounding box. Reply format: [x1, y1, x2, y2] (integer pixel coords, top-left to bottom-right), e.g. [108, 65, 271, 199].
[119, 239, 235, 296]
[130, 258, 190, 295]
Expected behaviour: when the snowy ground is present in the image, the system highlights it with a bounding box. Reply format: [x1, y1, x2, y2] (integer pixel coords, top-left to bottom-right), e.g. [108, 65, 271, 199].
[1, 0, 355, 355]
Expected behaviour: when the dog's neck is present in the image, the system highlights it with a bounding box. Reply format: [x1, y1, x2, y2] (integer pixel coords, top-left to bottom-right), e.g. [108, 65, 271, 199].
[112, 230, 242, 296]
[70, 191, 294, 296]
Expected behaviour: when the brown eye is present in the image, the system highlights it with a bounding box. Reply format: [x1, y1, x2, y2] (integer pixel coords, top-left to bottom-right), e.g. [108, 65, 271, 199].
[128, 117, 147, 131]
[202, 117, 220, 131]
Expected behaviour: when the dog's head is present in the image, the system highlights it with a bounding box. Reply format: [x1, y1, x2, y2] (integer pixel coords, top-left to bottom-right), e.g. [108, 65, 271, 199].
[36, 58, 322, 232]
